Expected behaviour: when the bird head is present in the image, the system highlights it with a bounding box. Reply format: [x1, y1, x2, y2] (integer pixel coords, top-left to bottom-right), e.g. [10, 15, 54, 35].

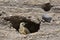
[20, 22, 26, 26]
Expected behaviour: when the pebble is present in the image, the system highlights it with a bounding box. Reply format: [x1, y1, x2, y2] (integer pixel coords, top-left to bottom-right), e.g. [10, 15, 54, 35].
[42, 14, 52, 22]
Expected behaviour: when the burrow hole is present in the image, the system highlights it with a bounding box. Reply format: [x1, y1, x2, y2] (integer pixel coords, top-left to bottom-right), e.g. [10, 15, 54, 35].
[41, 3, 53, 11]
[4, 16, 40, 34]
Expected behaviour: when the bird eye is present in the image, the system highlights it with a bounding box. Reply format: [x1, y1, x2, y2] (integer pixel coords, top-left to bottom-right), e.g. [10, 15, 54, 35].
[22, 23, 25, 25]
[22, 24, 24, 25]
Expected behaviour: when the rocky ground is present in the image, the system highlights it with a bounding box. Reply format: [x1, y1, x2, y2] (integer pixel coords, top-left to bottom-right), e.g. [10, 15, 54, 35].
[0, 0, 60, 40]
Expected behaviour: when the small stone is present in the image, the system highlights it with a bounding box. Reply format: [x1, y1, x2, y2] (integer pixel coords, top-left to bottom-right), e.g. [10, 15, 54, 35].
[42, 14, 52, 22]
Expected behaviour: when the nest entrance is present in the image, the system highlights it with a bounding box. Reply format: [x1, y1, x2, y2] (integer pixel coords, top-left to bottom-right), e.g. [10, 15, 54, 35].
[4, 16, 40, 34]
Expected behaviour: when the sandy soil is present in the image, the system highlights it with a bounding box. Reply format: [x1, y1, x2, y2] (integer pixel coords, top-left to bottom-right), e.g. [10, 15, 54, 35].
[0, 0, 60, 40]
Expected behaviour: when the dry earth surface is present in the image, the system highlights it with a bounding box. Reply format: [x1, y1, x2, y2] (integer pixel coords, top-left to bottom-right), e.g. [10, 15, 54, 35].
[0, 0, 60, 40]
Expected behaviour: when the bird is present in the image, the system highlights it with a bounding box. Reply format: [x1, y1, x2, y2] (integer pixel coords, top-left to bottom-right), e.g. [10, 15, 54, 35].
[19, 22, 30, 35]
[24, 20, 41, 33]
